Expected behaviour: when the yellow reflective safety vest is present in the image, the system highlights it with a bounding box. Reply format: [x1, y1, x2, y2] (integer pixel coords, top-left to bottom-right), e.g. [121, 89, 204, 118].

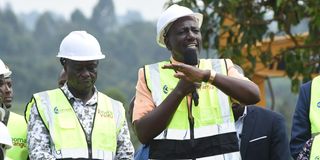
[145, 59, 241, 159]
[31, 88, 125, 159]
[3, 110, 29, 160]
[310, 75, 320, 135]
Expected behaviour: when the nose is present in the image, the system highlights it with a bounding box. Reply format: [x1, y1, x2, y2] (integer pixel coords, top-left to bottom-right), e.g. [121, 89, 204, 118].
[4, 84, 11, 93]
[80, 69, 90, 78]
[186, 30, 196, 40]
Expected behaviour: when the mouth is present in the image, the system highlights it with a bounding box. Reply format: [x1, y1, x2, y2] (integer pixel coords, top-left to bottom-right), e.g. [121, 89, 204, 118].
[186, 43, 198, 49]
[4, 97, 12, 102]
[80, 79, 93, 86]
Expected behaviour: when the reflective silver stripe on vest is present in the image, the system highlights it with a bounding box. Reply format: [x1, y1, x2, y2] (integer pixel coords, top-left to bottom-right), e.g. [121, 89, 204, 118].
[110, 98, 123, 130]
[54, 148, 114, 159]
[211, 59, 234, 132]
[37, 91, 56, 140]
[148, 63, 168, 139]
[155, 122, 236, 140]
[148, 63, 162, 106]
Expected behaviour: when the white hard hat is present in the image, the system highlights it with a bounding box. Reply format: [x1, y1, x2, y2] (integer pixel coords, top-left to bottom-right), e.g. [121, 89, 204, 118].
[0, 122, 12, 150]
[57, 31, 105, 61]
[156, 4, 203, 48]
[0, 59, 11, 78]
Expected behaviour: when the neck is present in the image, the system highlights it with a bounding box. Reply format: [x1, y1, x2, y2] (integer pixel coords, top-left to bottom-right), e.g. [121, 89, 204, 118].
[1, 103, 9, 109]
[68, 86, 94, 103]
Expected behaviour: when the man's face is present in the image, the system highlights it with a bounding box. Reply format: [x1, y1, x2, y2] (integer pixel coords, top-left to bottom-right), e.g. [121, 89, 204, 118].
[165, 16, 202, 63]
[64, 60, 98, 94]
[0, 77, 13, 108]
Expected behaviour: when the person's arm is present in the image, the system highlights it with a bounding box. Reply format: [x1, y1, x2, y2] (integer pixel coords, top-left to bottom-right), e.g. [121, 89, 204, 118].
[290, 82, 312, 159]
[134, 78, 194, 144]
[212, 74, 259, 104]
[27, 100, 55, 160]
[270, 113, 290, 160]
[133, 67, 195, 144]
[115, 118, 134, 159]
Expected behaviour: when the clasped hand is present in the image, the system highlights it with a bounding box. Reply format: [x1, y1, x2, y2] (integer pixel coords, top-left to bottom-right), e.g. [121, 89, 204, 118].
[162, 63, 209, 95]
[162, 63, 207, 83]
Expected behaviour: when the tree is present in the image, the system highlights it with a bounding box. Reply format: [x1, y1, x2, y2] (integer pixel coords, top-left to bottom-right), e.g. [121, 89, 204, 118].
[90, 0, 117, 34]
[169, 0, 320, 92]
[71, 9, 88, 27]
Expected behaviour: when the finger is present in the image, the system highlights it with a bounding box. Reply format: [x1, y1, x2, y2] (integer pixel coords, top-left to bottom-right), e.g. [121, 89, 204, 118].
[163, 64, 184, 71]
[174, 72, 185, 79]
[162, 64, 174, 69]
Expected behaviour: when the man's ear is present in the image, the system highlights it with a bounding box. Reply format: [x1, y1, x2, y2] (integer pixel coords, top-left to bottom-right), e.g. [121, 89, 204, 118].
[62, 59, 68, 72]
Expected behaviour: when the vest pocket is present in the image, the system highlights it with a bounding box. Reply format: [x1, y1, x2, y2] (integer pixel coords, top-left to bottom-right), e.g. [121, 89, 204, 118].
[58, 112, 77, 129]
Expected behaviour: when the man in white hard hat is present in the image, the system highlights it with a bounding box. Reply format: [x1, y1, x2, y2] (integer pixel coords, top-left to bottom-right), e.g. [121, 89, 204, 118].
[0, 59, 29, 160]
[0, 121, 12, 160]
[132, 4, 260, 159]
[0, 61, 12, 109]
[26, 31, 134, 159]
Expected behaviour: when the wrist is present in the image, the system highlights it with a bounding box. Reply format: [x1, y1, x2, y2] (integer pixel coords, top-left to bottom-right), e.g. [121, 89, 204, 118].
[202, 70, 211, 82]
[208, 70, 216, 84]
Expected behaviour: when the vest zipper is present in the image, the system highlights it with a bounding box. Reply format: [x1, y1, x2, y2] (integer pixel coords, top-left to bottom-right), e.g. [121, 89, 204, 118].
[87, 104, 98, 159]
[187, 96, 196, 160]
[87, 135, 93, 159]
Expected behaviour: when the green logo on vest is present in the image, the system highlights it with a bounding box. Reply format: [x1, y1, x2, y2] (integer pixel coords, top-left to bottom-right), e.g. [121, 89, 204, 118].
[54, 106, 72, 114]
[54, 106, 59, 114]
[315, 156, 320, 160]
[163, 85, 168, 94]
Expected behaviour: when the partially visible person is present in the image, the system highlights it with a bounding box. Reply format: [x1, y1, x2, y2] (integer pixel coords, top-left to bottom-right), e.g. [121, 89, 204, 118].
[231, 64, 290, 160]
[0, 121, 12, 160]
[232, 103, 290, 160]
[0, 59, 29, 160]
[58, 68, 67, 87]
[290, 75, 320, 159]
[133, 4, 260, 159]
[26, 30, 134, 159]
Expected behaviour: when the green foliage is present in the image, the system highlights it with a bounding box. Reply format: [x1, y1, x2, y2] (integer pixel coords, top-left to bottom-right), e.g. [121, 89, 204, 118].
[170, 0, 320, 93]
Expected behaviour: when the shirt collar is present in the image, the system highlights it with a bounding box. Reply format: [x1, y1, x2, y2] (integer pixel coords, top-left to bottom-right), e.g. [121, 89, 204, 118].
[60, 83, 98, 106]
[238, 106, 248, 119]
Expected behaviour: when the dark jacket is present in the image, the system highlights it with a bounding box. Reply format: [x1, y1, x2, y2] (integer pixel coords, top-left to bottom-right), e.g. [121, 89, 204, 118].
[290, 81, 312, 159]
[240, 106, 290, 160]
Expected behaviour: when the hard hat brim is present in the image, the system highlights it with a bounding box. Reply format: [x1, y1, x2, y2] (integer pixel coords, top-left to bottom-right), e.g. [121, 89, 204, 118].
[57, 54, 105, 61]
